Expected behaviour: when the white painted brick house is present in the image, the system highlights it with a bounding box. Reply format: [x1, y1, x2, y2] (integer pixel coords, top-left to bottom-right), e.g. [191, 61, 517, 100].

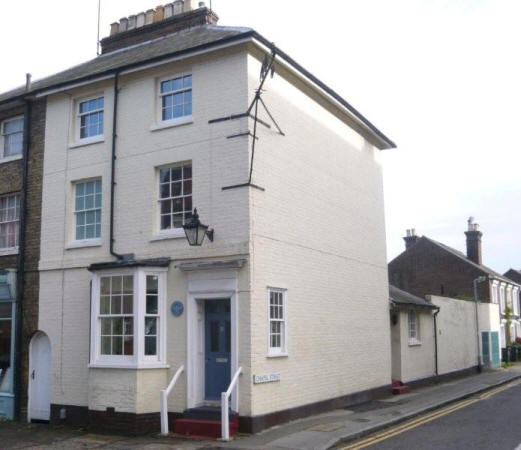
[1, 2, 395, 436]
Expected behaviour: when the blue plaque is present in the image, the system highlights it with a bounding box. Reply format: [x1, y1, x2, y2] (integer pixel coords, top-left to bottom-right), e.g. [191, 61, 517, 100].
[171, 301, 184, 317]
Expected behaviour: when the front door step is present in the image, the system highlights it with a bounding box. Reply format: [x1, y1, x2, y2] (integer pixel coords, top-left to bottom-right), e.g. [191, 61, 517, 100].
[172, 407, 238, 439]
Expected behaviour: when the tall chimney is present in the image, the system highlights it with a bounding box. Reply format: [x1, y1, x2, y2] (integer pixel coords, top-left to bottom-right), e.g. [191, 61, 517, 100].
[403, 228, 420, 250]
[465, 217, 483, 265]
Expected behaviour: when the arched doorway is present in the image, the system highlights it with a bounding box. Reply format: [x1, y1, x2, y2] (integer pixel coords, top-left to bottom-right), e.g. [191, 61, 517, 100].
[28, 332, 51, 422]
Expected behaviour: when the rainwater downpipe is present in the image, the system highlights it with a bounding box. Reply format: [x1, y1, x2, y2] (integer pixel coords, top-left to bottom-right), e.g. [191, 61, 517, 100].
[13, 99, 31, 420]
[109, 71, 132, 260]
[433, 307, 440, 377]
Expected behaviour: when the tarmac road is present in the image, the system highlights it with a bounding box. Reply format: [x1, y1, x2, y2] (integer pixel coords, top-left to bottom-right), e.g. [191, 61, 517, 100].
[341, 381, 521, 450]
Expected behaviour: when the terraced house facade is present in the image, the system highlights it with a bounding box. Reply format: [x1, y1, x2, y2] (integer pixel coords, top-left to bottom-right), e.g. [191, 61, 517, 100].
[0, 87, 45, 420]
[0, 1, 395, 437]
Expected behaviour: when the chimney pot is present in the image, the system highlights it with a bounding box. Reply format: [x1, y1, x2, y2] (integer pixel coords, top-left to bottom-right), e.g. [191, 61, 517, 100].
[184, 0, 198, 12]
[164, 3, 174, 18]
[173, 0, 184, 15]
[136, 12, 146, 28]
[128, 15, 137, 30]
[403, 228, 420, 250]
[25, 73, 32, 92]
[119, 17, 128, 31]
[154, 5, 165, 22]
[110, 22, 120, 35]
[465, 217, 483, 265]
[145, 9, 155, 24]
[199, 1, 206, 7]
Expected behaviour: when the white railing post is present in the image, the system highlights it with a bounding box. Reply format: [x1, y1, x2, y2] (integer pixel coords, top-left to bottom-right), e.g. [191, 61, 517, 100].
[221, 366, 242, 441]
[160, 364, 184, 436]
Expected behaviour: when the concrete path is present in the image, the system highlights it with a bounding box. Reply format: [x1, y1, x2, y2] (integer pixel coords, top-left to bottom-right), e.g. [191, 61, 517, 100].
[1, 366, 520, 450]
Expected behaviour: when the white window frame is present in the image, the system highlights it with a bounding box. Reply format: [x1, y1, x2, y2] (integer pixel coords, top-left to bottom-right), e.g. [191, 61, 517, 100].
[75, 94, 105, 145]
[512, 287, 519, 316]
[0, 193, 20, 255]
[155, 162, 192, 238]
[408, 310, 421, 345]
[1, 116, 24, 162]
[499, 284, 506, 314]
[156, 73, 193, 127]
[73, 178, 102, 244]
[89, 267, 168, 369]
[267, 287, 288, 357]
[491, 281, 499, 304]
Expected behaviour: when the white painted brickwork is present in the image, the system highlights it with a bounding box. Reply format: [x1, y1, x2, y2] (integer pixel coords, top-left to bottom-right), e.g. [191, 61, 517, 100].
[246, 49, 391, 416]
[38, 41, 392, 420]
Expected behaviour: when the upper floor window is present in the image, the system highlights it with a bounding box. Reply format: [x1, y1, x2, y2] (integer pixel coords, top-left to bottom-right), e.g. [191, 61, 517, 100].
[74, 179, 101, 241]
[500, 285, 506, 313]
[78, 97, 104, 140]
[491, 284, 499, 304]
[0, 194, 20, 251]
[158, 164, 192, 232]
[408, 310, 420, 345]
[268, 288, 287, 356]
[160, 75, 192, 122]
[1, 117, 23, 158]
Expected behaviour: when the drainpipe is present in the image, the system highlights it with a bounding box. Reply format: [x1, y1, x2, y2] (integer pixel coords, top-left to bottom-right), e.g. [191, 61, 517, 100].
[433, 307, 440, 376]
[109, 72, 133, 260]
[13, 99, 32, 420]
[474, 276, 488, 372]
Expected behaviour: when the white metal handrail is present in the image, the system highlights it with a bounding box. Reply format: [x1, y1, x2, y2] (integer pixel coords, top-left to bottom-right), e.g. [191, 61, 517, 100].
[160, 364, 184, 435]
[221, 366, 242, 441]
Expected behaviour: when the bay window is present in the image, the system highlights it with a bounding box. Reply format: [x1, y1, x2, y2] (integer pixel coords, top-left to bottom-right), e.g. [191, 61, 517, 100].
[90, 268, 166, 368]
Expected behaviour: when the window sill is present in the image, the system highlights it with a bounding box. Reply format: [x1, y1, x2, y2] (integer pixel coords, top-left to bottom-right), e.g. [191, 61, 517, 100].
[0, 247, 19, 257]
[69, 136, 104, 149]
[408, 341, 422, 347]
[267, 351, 288, 358]
[0, 154, 22, 165]
[150, 116, 193, 132]
[66, 239, 102, 250]
[150, 230, 185, 242]
[89, 363, 170, 370]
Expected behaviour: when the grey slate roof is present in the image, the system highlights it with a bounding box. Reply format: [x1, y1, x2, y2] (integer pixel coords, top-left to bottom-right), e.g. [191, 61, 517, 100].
[389, 284, 438, 310]
[423, 236, 515, 284]
[0, 25, 251, 104]
[0, 24, 395, 149]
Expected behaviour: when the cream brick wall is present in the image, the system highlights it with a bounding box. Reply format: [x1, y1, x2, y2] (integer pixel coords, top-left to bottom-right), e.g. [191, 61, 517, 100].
[39, 46, 253, 413]
[38, 40, 392, 419]
[246, 49, 391, 416]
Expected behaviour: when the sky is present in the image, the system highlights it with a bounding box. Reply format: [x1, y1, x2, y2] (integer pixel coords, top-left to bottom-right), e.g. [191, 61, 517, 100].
[1, 0, 520, 273]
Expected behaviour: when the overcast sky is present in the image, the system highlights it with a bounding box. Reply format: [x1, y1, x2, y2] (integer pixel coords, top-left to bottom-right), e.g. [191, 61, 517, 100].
[2, 0, 520, 273]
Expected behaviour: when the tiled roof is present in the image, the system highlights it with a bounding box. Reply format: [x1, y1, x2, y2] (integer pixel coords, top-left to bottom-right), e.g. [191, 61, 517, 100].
[389, 284, 438, 309]
[423, 236, 515, 284]
[0, 25, 251, 104]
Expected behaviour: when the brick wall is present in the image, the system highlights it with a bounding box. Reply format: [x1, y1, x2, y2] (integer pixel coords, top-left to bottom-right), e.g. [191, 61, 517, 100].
[388, 237, 490, 302]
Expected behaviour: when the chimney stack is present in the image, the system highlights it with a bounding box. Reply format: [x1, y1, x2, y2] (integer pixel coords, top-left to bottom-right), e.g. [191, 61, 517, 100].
[100, 1, 218, 54]
[403, 228, 420, 250]
[465, 217, 483, 265]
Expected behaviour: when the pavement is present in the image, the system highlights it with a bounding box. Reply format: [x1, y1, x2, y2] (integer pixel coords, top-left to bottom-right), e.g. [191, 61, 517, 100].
[1, 365, 521, 450]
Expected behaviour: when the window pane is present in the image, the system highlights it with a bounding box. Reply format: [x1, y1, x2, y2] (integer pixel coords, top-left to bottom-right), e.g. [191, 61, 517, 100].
[124, 336, 134, 355]
[101, 336, 111, 355]
[101, 318, 111, 335]
[111, 296, 121, 314]
[145, 336, 157, 356]
[0, 303, 11, 318]
[145, 317, 157, 335]
[100, 296, 110, 314]
[100, 278, 110, 295]
[112, 277, 122, 294]
[146, 296, 158, 315]
[123, 276, 133, 293]
[122, 295, 133, 314]
[112, 336, 123, 355]
[123, 317, 133, 336]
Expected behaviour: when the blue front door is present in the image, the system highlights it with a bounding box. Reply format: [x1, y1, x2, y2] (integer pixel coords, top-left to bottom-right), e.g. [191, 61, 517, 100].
[204, 299, 231, 401]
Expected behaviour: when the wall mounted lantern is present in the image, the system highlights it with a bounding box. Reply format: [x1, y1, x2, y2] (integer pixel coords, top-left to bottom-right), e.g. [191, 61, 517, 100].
[182, 208, 214, 246]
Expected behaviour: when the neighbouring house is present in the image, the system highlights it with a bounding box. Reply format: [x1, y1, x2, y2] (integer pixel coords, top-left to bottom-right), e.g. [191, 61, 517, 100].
[390, 285, 500, 386]
[0, 2, 395, 437]
[504, 269, 521, 285]
[388, 218, 521, 350]
[0, 87, 45, 419]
